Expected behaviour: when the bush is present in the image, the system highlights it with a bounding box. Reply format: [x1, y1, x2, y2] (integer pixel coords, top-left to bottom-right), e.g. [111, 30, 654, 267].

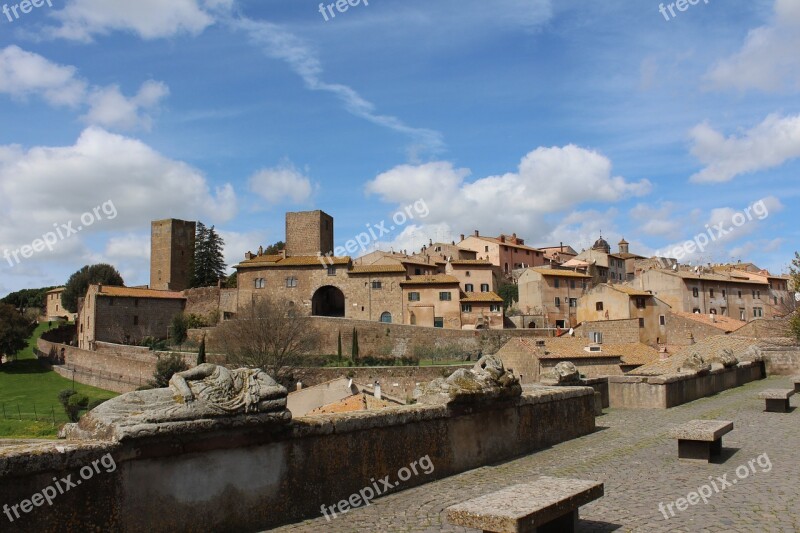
[791, 312, 800, 341]
[150, 353, 189, 389]
[141, 336, 168, 351]
[57, 389, 76, 409]
[87, 398, 107, 411]
[66, 394, 89, 422]
[170, 314, 188, 345]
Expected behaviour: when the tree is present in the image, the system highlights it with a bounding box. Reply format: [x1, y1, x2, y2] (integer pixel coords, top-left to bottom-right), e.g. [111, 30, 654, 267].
[224, 272, 237, 289]
[0, 303, 35, 362]
[215, 296, 319, 379]
[264, 241, 285, 255]
[337, 331, 342, 362]
[192, 223, 228, 288]
[197, 335, 207, 365]
[498, 283, 519, 310]
[1, 286, 56, 310]
[351, 328, 359, 362]
[170, 313, 189, 345]
[150, 354, 189, 388]
[62, 264, 124, 313]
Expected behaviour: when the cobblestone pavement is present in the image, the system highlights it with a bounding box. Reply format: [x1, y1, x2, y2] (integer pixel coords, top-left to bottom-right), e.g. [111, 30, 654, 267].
[271, 376, 800, 532]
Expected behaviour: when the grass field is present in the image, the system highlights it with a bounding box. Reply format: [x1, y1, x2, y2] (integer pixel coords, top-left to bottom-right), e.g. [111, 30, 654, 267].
[0, 323, 118, 439]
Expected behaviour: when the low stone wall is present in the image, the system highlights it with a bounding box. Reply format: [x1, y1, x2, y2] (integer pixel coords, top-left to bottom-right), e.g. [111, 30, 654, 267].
[608, 361, 766, 409]
[760, 342, 800, 375]
[574, 319, 641, 344]
[0, 388, 596, 533]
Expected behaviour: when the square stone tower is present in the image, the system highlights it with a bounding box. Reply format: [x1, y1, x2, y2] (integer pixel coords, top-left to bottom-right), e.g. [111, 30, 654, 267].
[150, 219, 196, 291]
[285, 210, 334, 257]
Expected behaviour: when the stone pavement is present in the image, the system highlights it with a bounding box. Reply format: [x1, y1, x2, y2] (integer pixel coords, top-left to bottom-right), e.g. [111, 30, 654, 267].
[271, 376, 800, 532]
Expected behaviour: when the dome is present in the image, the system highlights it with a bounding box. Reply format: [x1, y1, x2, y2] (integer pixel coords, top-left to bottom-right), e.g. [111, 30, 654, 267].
[592, 237, 610, 252]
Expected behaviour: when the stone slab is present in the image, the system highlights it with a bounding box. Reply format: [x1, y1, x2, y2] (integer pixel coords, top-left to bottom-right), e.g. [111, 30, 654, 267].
[758, 389, 795, 400]
[445, 476, 603, 533]
[669, 420, 733, 442]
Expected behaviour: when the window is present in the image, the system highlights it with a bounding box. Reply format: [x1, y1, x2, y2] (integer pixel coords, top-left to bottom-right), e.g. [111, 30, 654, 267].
[554, 278, 560, 288]
[721, 307, 727, 315]
[710, 289, 715, 298]
[569, 298, 577, 308]
[371, 281, 382, 290]
[570, 280, 576, 289]
[439, 292, 452, 301]
[434, 317, 444, 328]
[465, 283, 474, 293]
[774, 296, 779, 305]
[756, 290, 761, 299]
[327, 266, 336, 276]
[408, 292, 420, 302]
[484, 246, 489, 252]
[435, 246, 442, 252]
[693, 308, 701, 313]
[285, 277, 298, 288]
[481, 284, 490, 292]
[380, 312, 392, 323]
[738, 290, 742, 299]
[134, 298, 139, 307]
[722, 290, 726, 298]
[254, 278, 265, 289]
[461, 304, 472, 313]
[414, 268, 422, 275]
[753, 307, 763, 318]
[635, 297, 646, 309]
[490, 304, 501, 312]
[692, 288, 699, 298]
[710, 308, 717, 314]
[596, 302, 604, 311]
[133, 316, 139, 326]
[659, 315, 666, 326]
[740, 308, 746, 320]
[554, 297, 561, 307]
[638, 318, 645, 328]
[465, 271, 471, 277]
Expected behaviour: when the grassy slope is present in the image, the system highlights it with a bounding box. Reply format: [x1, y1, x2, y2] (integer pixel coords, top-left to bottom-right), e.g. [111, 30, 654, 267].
[0, 323, 118, 438]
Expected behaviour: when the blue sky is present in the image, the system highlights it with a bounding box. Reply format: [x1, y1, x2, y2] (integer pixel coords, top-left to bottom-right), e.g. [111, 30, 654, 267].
[1, 0, 798, 296]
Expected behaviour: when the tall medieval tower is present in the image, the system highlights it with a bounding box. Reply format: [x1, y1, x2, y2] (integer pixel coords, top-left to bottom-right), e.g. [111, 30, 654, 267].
[150, 219, 196, 291]
[285, 210, 334, 257]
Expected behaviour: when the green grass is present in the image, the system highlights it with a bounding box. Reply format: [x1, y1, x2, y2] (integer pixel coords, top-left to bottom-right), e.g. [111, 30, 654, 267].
[0, 323, 118, 439]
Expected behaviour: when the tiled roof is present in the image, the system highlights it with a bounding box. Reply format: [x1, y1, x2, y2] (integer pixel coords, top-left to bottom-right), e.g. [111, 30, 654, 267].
[465, 235, 543, 253]
[235, 255, 351, 268]
[661, 269, 768, 285]
[628, 335, 760, 376]
[611, 252, 645, 260]
[308, 393, 394, 415]
[449, 260, 494, 266]
[401, 275, 460, 286]
[46, 287, 66, 293]
[460, 291, 504, 303]
[96, 286, 185, 300]
[610, 285, 653, 297]
[348, 264, 407, 274]
[499, 337, 658, 365]
[529, 268, 591, 279]
[673, 311, 747, 333]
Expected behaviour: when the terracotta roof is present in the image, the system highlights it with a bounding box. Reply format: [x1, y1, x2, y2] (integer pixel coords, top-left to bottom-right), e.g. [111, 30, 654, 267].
[460, 292, 504, 303]
[449, 260, 494, 266]
[46, 287, 66, 294]
[610, 285, 653, 297]
[95, 286, 185, 300]
[308, 393, 394, 415]
[528, 268, 591, 279]
[672, 311, 747, 333]
[611, 252, 645, 260]
[660, 269, 768, 285]
[628, 335, 760, 376]
[348, 264, 407, 274]
[401, 275, 460, 286]
[498, 337, 658, 365]
[464, 235, 543, 253]
[236, 255, 351, 268]
[399, 258, 441, 268]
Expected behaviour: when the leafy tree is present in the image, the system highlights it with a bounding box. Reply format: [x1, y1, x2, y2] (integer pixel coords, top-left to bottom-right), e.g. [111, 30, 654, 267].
[57, 390, 77, 410]
[498, 283, 519, 309]
[351, 328, 359, 361]
[62, 264, 124, 313]
[216, 296, 319, 379]
[170, 314, 189, 345]
[192, 223, 228, 288]
[337, 331, 342, 362]
[1, 286, 56, 310]
[197, 335, 207, 365]
[264, 241, 285, 255]
[150, 353, 189, 388]
[65, 394, 89, 422]
[0, 303, 35, 362]
[224, 272, 237, 289]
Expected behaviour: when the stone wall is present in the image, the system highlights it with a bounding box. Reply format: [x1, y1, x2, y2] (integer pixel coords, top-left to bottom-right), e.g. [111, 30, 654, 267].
[662, 312, 728, 346]
[735, 316, 793, 338]
[573, 319, 640, 344]
[760, 342, 800, 375]
[608, 361, 766, 409]
[0, 388, 596, 533]
[182, 286, 239, 323]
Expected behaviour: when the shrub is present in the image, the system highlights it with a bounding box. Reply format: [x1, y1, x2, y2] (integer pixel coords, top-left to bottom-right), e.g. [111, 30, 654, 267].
[791, 312, 800, 341]
[57, 389, 76, 409]
[66, 394, 89, 422]
[150, 353, 189, 389]
[170, 314, 188, 345]
[197, 336, 206, 365]
[87, 398, 107, 411]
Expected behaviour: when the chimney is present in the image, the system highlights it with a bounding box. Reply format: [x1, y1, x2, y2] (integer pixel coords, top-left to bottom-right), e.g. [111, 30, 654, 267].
[474, 230, 479, 237]
[98, 284, 102, 293]
[500, 235, 506, 243]
[560, 242, 564, 252]
[258, 245, 263, 256]
[460, 234, 465, 242]
[512, 233, 517, 241]
[296, 382, 303, 391]
[374, 381, 382, 400]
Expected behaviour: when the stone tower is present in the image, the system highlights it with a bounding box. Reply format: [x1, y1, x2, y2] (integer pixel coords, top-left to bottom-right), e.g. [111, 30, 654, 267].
[285, 210, 334, 257]
[150, 219, 196, 291]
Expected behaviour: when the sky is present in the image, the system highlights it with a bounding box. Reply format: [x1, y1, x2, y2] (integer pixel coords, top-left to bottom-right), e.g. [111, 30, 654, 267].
[1, 0, 799, 296]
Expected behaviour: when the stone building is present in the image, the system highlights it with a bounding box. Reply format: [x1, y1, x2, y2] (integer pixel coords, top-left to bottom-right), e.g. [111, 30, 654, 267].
[44, 287, 71, 321]
[285, 210, 333, 257]
[576, 283, 671, 346]
[572, 236, 638, 285]
[457, 231, 546, 275]
[517, 267, 591, 328]
[538, 243, 579, 266]
[150, 219, 196, 291]
[77, 285, 186, 349]
[400, 275, 463, 329]
[445, 259, 496, 294]
[412, 241, 478, 263]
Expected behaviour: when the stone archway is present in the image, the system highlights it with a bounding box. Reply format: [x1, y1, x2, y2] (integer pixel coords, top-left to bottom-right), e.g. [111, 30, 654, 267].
[311, 286, 345, 317]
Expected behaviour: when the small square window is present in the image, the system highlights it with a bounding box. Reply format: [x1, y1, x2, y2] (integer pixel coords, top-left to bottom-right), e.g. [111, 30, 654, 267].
[439, 292, 452, 301]
[659, 315, 666, 326]
[638, 318, 645, 328]
[327, 266, 336, 276]
[371, 281, 382, 290]
[490, 304, 501, 312]
[596, 302, 604, 311]
[434, 317, 444, 328]
[408, 292, 420, 302]
[481, 284, 490, 292]
[465, 284, 474, 293]
[461, 304, 472, 313]
[286, 277, 298, 288]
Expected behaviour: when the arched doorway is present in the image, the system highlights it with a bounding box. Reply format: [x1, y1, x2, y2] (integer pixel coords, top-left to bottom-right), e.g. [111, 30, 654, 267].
[380, 312, 392, 323]
[312, 286, 345, 317]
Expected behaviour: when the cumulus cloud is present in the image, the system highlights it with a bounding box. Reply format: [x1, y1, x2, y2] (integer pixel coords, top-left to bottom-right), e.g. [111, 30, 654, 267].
[630, 202, 682, 238]
[706, 0, 800, 92]
[248, 163, 314, 205]
[0, 46, 169, 131]
[49, 0, 230, 42]
[0, 127, 237, 269]
[689, 113, 800, 183]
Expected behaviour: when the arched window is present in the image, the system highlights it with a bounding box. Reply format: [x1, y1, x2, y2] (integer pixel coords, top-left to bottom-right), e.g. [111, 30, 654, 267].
[380, 312, 392, 323]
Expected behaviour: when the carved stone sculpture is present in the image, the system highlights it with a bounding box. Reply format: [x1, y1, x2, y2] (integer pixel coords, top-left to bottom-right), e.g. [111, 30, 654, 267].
[709, 348, 739, 369]
[540, 361, 581, 385]
[680, 352, 711, 375]
[414, 355, 521, 405]
[60, 364, 290, 441]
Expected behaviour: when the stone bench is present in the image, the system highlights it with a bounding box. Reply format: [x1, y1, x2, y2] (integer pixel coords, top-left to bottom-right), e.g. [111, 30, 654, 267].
[792, 376, 800, 394]
[758, 389, 795, 413]
[445, 476, 604, 533]
[669, 420, 733, 462]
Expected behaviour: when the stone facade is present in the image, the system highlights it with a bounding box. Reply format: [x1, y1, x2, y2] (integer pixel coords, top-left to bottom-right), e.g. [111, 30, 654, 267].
[458, 231, 546, 275]
[285, 210, 333, 257]
[44, 287, 71, 320]
[401, 276, 463, 329]
[577, 284, 671, 345]
[150, 219, 195, 291]
[517, 268, 591, 328]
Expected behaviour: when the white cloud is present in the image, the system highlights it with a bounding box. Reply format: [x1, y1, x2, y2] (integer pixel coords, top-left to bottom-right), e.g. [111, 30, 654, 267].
[0, 45, 86, 107]
[248, 163, 314, 205]
[0, 127, 237, 270]
[706, 0, 800, 92]
[105, 234, 151, 259]
[689, 113, 800, 183]
[365, 145, 651, 242]
[0, 46, 169, 131]
[49, 0, 229, 42]
[630, 202, 682, 238]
